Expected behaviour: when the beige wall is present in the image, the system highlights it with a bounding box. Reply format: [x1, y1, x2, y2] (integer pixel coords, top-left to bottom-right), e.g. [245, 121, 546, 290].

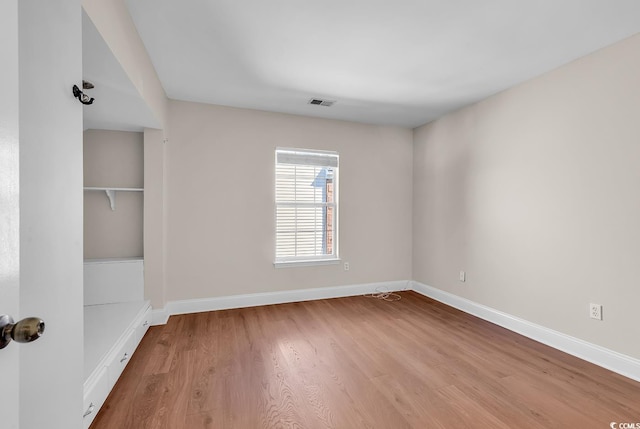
[165, 101, 413, 301]
[84, 129, 144, 259]
[413, 34, 640, 360]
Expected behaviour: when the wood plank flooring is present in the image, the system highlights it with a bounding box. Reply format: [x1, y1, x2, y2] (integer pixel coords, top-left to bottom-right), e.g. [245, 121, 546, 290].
[90, 292, 640, 428]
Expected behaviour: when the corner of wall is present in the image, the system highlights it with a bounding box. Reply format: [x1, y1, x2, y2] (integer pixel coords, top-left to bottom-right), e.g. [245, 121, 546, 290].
[143, 128, 167, 310]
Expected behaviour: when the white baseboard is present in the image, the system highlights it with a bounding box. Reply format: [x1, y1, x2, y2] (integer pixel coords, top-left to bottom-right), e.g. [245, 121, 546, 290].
[151, 280, 410, 327]
[151, 308, 170, 326]
[411, 281, 640, 383]
[149, 278, 639, 382]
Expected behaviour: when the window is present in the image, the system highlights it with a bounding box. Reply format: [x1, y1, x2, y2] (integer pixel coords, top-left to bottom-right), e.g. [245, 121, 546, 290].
[275, 148, 339, 265]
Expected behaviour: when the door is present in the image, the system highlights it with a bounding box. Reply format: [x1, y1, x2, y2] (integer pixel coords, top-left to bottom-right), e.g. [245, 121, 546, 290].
[1, 1, 84, 428]
[0, 1, 21, 428]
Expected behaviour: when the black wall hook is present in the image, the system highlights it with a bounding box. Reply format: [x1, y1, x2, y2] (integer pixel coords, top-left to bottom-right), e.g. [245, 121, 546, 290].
[73, 84, 95, 105]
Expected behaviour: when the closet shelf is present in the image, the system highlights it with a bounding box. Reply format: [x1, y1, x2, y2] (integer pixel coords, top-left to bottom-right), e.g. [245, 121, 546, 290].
[84, 187, 143, 211]
[84, 257, 144, 264]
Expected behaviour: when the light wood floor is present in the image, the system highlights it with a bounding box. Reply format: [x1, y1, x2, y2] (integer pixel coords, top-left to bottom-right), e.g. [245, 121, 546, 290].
[91, 292, 640, 428]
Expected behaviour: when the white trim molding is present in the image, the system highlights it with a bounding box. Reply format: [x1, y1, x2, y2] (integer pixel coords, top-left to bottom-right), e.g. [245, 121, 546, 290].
[151, 308, 170, 326]
[151, 280, 410, 327]
[411, 281, 640, 383]
[273, 258, 341, 269]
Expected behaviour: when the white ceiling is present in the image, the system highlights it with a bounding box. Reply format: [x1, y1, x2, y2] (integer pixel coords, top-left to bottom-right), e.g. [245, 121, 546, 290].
[82, 11, 160, 132]
[126, 0, 640, 128]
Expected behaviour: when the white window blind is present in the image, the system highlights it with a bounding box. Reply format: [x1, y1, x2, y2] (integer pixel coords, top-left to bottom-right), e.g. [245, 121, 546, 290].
[275, 148, 339, 264]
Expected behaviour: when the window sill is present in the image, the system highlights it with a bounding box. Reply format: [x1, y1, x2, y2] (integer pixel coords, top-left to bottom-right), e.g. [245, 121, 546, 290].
[274, 259, 341, 269]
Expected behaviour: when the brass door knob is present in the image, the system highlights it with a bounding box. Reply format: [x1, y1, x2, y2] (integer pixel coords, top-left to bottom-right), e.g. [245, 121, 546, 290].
[0, 315, 45, 349]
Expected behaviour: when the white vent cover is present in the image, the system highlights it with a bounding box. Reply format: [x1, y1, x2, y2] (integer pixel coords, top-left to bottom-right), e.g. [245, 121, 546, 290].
[308, 98, 336, 107]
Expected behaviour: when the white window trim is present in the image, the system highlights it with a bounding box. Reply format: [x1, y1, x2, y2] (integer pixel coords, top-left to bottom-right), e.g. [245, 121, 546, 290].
[273, 258, 341, 269]
[274, 147, 339, 267]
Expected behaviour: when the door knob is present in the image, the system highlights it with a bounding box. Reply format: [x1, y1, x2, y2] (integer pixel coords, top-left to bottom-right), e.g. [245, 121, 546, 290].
[0, 315, 45, 349]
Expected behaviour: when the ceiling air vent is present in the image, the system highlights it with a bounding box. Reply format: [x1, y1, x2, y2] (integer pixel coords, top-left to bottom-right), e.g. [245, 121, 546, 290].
[308, 98, 336, 107]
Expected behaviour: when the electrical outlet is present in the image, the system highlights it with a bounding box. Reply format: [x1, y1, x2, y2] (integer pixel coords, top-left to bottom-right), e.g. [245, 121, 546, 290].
[344, 262, 350, 271]
[589, 303, 602, 320]
[459, 270, 466, 282]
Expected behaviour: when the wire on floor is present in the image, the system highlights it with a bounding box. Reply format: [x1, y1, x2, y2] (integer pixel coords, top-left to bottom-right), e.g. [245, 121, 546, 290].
[364, 286, 402, 302]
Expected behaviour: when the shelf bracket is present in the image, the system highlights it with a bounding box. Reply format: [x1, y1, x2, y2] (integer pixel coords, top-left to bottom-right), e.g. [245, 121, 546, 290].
[84, 187, 142, 210]
[104, 189, 116, 211]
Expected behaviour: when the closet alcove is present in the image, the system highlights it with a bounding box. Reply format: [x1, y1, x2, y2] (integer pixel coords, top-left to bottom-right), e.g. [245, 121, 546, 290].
[81, 11, 160, 428]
